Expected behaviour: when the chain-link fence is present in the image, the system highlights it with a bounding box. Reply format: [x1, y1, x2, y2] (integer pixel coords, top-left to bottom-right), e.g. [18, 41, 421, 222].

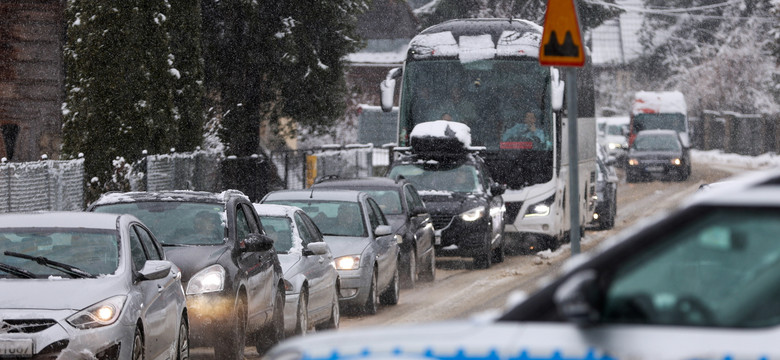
[131, 151, 222, 192]
[0, 158, 85, 212]
[271, 145, 391, 189]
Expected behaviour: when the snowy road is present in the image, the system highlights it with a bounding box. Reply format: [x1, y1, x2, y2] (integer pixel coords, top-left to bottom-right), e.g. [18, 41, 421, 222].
[191, 159, 746, 359]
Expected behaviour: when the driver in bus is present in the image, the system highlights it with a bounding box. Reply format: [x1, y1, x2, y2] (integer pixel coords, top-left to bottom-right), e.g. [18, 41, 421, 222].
[502, 111, 547, 146]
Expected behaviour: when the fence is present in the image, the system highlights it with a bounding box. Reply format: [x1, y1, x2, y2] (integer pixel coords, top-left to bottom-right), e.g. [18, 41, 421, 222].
[270, 144, 390, 190]
[690, 111, 780, 156]
[0, 158, 85, 212]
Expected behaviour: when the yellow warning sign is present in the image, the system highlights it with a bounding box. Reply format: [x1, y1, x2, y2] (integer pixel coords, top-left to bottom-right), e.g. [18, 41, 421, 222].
[539, 0, 585, 67]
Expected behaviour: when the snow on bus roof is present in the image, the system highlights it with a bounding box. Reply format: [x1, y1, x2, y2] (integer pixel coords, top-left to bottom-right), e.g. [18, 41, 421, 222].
[410, 30, 541, 62]
[409, 120, 471, 147]
[632, 91, 687, 115]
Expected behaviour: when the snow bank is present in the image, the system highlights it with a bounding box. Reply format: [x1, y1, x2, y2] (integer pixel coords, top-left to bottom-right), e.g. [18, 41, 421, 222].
[632, 91, 687, 115]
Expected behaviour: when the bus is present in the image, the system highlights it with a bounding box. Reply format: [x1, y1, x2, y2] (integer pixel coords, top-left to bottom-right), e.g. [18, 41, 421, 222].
[380, 18, 596, 251]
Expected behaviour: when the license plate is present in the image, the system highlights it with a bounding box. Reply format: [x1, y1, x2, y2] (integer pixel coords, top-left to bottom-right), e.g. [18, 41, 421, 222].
[646, 166, 664, 172]
[434, 230, 442, 245]
[0, 339, 33, 358]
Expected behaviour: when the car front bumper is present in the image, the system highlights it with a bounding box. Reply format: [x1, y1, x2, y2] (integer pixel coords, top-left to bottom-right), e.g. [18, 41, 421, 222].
[335, 267, 372, 309]
[434, 216, 490, 257]
[186, 293, 238, 347]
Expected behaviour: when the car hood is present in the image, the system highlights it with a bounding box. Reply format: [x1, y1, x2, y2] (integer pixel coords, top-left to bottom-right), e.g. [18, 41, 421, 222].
[0, 278, 126, 311]
[278, 253, 302, 275]
[322, 236, 370, 258]
[162, 245, 230, 283]
[419, 192, 484, 215]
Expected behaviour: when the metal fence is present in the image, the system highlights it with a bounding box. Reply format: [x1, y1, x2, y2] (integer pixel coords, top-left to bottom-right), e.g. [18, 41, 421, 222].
[270, 144, 390, 189]
[133, 151, 222, 192]
[691, 111, 780, 156]
[0, 158, 85, 212]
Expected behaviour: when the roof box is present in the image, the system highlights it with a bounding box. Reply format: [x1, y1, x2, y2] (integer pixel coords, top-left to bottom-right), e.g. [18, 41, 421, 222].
[409, 120, 472, 155]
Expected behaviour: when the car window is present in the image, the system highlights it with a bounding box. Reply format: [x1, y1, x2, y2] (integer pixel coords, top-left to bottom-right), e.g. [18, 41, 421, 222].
[293, 213, 314, 246]
[602, 208, 780, 328]
[92, 202, 226, 245]
[235, 205, 252, 242]
[299, 212, 324, 242]
[266, 200, 366, 237]
[367, 198, 388, 229]
[128, 227, 148, 271]
[260, 215, 295, 252]
[364, 190, 403, 215]
[388, 164, 482, 193]
[632, 134, 681, 151]
[408, 185, 425, 209]
[133, 225, 162, 260]
[403, 185, 416, 212]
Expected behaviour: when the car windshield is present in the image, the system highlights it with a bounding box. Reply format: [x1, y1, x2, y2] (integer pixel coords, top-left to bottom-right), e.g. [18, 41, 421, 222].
[258, 216, 296, 253]
[607, 125, 625, 136]
[93, 202, 226, 245]
[362, 190, 403, 215]
[388, 164, 481, 194]
[265, 200, 366, 237]
[0, 229, 119, 277]
[603, 208, 780, 328]
[632, 135, 680, 151]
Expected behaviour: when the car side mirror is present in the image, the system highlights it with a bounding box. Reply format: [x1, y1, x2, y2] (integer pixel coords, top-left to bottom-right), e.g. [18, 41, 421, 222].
[553, 269, 600, 326]
[241, 233, 274, 252]
[490, 183, 506, 196]
[410, 205, 426, 216]
[137, 260, 172, 281]
[374, 225, 393, 237]
[304, 242, 330, 256]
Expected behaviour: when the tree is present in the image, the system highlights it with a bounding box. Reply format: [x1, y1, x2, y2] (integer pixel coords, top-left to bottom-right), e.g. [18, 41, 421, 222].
[201, 0, 369, 156]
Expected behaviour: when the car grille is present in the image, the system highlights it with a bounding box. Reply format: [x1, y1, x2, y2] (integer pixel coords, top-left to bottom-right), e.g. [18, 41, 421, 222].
[0, 319, 58, 334]
[431, 214, 454, 230]
[504, 201, 524, 223]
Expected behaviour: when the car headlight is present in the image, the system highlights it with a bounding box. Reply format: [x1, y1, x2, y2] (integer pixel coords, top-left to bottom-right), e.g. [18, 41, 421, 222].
[334, 255, 360, 270]
[67, 295, 126, 329]
[186, 264, 225, 295]
[525, 195, 555, 217]
[460, 207, 485, 222]
[628, 158, 639, 166]
[671, 158, 682, 166]
[608, 142, 622, 149]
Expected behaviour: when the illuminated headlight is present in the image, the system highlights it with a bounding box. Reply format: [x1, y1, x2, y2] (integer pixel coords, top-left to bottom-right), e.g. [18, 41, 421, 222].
[525, 195, 555, 217]
[628, 158, 639, 166]
[460, 207, 485, 222]
[335, 255, 360, 270]
[593, 213, 600, 220]
[67, 295, 126, 329]
[671, 158, 682, 166]
[187, 264, 225, 295]
[608, 142, 622, 149]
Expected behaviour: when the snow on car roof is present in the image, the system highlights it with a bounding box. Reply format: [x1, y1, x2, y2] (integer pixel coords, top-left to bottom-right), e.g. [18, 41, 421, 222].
[90, 189, 248, 206]
[253, 203, 302, 218]
[264, 189, 364, 202]
[410, 120, 471, 147]
[632, 91, 687, 115]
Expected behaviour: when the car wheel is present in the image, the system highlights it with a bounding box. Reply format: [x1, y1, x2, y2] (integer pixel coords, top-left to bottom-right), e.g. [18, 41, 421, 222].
[177, 315, 189, 360]
[294, 292, 309, 336]
[132, 326, 143, 360]
[317, 285, 340, 330]
[255, 288, 285, 354]
[401, 249, 417, 289]
[626, 172, 637, 183]
[215, 297, 246, 360]
[473, 237, 492, 269]
[380, 263, 400, 305]
[364, 270, 378, 315]
[491, 235, 506, 264]
[419, 251, 436, 282]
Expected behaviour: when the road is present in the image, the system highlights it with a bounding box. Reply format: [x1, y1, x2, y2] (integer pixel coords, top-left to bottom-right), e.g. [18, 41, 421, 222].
[191, 161, 741, 359]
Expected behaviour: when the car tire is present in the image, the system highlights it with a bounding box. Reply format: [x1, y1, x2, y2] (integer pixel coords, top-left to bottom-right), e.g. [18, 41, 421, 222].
[294, 292, 309, 336]
[317, 285, 340, 330]
[473, 237, 492, 269]
[401, 248, 417, 289]
[255, 288, 285, 354]
[364, 270, 379, 315]
[419, 251, 436, 282]
[380, 263, 400, 305]
[491, 235, 505, 263]
[132, 326, 143, 360]
[626, 172, 637, 183]
[215, 297, 246, 360]
[176, 314, 189, 360]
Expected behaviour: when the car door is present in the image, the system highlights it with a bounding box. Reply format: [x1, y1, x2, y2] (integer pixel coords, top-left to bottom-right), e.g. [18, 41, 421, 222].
[129, 224, 175, 358]
[367, 198, 398, 290]
[295, 211, 335, 317]
[234, 202, 275, 328]
[404, 185, 434, 260]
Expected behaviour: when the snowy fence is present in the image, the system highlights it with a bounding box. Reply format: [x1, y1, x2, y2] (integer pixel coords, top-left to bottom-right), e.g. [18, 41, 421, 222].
[270, 144, 391, 190]
[0, 159, 85, 213]
[693, 111, 780, 156]
[133, 151, 222, 192]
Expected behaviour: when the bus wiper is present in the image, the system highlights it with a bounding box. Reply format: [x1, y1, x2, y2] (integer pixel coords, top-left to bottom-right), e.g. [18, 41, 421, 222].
[0, 262, 35, 279]
[3, 251, 96, 279]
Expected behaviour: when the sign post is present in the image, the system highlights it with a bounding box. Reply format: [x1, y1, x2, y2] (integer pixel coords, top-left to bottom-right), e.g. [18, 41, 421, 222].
[539, 0, 585, 255]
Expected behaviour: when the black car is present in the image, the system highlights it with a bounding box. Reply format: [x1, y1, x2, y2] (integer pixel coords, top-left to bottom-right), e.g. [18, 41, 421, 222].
[311, 176, 436, 288]
[88, 190, 284, 358]
[626, 129, 691, 182]
[590, 145, 618, 230]
[386, 142, 505, 270]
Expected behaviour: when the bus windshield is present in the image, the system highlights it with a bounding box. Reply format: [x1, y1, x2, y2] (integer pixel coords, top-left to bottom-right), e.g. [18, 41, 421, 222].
[399, 59, 552, 152]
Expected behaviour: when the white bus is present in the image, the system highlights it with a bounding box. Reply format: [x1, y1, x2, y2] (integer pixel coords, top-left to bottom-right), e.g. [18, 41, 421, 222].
[380, 18, 596, 252]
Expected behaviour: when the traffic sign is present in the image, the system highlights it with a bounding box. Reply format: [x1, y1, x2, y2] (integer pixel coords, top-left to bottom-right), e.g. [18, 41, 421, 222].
[539, 0, 585, 67]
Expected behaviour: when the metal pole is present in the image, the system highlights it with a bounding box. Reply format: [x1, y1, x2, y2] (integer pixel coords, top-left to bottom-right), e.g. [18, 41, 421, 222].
[567, 68, 580, 255]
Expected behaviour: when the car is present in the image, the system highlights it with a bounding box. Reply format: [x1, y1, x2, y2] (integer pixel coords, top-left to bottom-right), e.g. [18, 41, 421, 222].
[626, 129, 691, 182]
[597, 117, 630, 166]
[589, 145, 618, 230]
[311, 176, 436, 288]
[88, 190, 284, 358]
[0, 212, 188, 360]
[261, 189, 401, 315]
[386, 122, 506, 269]
[253, 203, 341, 336]
[264, 168, 780, 360]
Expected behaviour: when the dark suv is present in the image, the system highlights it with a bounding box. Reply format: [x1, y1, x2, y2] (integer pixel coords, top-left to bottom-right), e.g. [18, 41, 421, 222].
[387, 149, 506, 269]
[311, 176, 436, 287]
[88, 190, 284, 358]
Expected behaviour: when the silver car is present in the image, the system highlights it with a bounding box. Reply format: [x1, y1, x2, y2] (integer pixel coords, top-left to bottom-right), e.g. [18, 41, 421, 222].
[254, 204, 341, 336]
[261, 189, 401, 315]
[0, 212, 188, 360]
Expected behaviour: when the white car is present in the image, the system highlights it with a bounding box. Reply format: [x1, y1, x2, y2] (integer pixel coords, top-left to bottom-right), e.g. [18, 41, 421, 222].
[0, 212, 188, 360]
[254, 203, 341, 336]
[266, 169, 780, 360]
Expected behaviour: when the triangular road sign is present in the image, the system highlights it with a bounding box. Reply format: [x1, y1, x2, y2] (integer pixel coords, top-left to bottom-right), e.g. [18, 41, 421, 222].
[539, 0, 585, 67]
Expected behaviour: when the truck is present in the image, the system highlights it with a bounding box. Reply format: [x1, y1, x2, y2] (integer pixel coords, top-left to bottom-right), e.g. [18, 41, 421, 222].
[629, 90, 689, 148]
